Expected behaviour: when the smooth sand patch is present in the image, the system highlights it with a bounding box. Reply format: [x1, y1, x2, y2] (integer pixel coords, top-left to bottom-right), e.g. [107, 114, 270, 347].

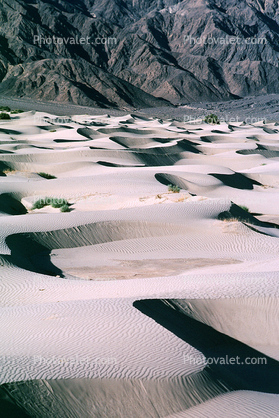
[65, 258, 241, 280]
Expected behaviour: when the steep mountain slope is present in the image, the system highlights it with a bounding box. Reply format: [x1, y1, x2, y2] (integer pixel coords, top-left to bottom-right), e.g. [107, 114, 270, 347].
[0, 0, 279, 108]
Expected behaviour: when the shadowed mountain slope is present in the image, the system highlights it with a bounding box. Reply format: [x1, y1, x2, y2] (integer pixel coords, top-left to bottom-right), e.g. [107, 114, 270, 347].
[0, 0, 279, 107]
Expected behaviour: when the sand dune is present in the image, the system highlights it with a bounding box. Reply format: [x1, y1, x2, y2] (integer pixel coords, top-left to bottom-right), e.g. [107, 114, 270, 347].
[0, 111, 278, 416]
[168, 391, 279, 418]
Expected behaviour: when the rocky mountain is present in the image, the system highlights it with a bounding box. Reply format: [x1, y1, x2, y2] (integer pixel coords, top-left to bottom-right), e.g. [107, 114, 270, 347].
[0, 0, 278, 108]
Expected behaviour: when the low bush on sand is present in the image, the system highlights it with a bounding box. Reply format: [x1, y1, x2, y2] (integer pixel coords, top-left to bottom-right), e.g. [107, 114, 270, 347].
[37, 172, 57, 180]
[10, 109, 24, 114]
[168, 184, 180, 193]
[60, 204, 71, 212]
[0, 106, 10, 112]
[32, 199, 47, 210]
[204, 113, 220, 124]
[239, 205, 249, 212]
[0, 113, 11, 120]
[51, 198, 68, 208]
[32, 197, 70, 212]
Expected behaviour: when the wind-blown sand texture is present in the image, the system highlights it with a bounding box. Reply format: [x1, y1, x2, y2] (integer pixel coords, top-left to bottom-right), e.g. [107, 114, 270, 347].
[0, 111, 279, 417]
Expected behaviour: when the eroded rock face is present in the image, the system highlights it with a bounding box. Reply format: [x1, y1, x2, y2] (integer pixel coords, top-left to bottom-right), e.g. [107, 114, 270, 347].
[0, 0, 278, 108]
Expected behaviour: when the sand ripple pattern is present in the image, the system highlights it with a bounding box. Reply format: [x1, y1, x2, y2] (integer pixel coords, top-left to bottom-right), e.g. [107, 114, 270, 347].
[0, 112, 279, 416]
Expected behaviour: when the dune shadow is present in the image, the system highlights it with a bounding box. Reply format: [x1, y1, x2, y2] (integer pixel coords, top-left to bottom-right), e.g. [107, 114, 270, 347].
[133, 147, 183, 166]
[133, 299, 279, 394]
[77, 127, 102, 139]
[0, 386, 31, 418]
[219, 203, 279, 229]
[0, 193, 27, 215]
[209, 173, 261, 189]
[5, 220, 175, 278]
[236, 149, 279, 158]
[0, 128, 22, 135]
[97, 161, 143, 167]
[155, 173, 190, 190]
[53, 138, 91, 143]
[6, 234, 64, 277]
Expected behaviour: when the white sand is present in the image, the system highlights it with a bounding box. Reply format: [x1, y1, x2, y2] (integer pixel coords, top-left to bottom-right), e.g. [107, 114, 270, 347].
[0, 111, 278, 416]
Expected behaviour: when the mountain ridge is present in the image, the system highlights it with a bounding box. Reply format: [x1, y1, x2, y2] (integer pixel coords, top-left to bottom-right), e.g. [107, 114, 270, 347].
[0, 0, 279, 108]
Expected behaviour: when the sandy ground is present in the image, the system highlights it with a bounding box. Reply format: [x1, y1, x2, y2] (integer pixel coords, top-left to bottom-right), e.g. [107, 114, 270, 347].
[0, 109, 279, 417]
[1, 93, 279, 121]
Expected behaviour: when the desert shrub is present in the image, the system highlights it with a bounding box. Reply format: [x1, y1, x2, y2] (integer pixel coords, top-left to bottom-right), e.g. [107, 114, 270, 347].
[0, 113, 11, 120]
[239, 205, 249, 212]
[60, 204, 71, 212]
[222, 217, 239, 223]
[0, 106, 10, 111]
[3, 168, 15, 175]
[51, 198, 68, 208]
[38, 172, 56, 180]
[168, 184, 180, 193]
[204, 113, 220, 124]
[32, 197, 70, 210]
[32, 198, 48, 209]
[10, 109, 24, 114]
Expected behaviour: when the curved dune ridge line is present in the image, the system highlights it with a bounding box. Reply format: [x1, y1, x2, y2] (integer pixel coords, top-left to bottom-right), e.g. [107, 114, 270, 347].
[0, 111, 279, 415]
[167, 391, 279, 418]
[133, 299, 279, 392]
[172, 298, 279, 359]
[4, 202, 279, 280]
[1, 372, 232, 418]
